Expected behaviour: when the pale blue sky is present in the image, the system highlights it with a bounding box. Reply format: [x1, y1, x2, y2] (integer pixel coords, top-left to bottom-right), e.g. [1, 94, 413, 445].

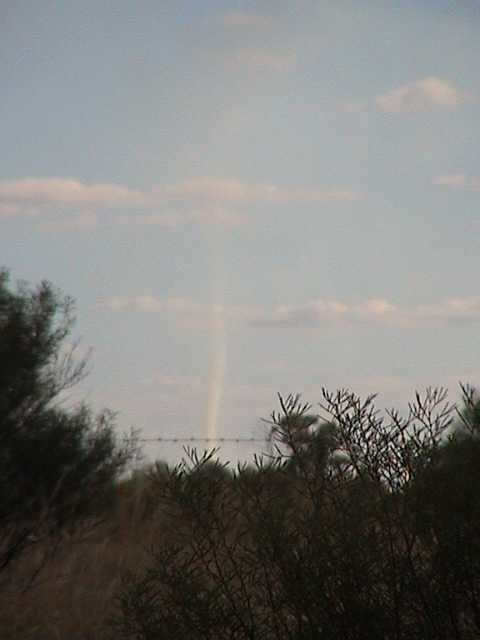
[2, 1, 480, 461]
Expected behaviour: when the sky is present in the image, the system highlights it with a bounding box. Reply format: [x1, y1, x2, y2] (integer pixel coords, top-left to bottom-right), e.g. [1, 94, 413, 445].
[2, 1, 480, 463]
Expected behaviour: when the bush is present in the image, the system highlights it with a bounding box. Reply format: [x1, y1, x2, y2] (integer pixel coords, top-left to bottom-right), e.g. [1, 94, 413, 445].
[113, 387, 480, 640]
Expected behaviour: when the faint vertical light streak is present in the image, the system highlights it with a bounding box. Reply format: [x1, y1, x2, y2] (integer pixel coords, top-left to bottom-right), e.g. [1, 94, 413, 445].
[204, 228, 227, 441]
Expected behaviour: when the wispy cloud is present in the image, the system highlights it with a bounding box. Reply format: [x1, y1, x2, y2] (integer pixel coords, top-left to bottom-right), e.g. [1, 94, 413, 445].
[260, 297, 480, 328]
[156, 177, 358, 205]
[222, 11, 273, 29]
[376, 77, 467, 113]
[413, 298, 480, 322]
[100, 296, 200, 314]
[117, 207, 248, 229]
[98, 295, 247, 331]
[0, 203, 36, 217]
[0, 176, 359, 229]
[98, 295, 480, 329]
[337, 99, 368, 114]
[229, 48, 296, 72]
[189, 207, 248, 227]
[254, 298, 398, 328]
[36, 210, 98, 232]
[434, 173, 480, 191]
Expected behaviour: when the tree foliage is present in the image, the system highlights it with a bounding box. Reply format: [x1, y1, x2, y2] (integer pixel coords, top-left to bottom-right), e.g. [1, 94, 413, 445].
[0, 269, 136, 577]
[114, 386, 480, 640]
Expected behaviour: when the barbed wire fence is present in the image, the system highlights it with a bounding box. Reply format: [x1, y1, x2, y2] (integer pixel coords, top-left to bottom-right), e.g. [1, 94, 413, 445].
[136, 433, 276, 463]
[139, 436, 270, 444]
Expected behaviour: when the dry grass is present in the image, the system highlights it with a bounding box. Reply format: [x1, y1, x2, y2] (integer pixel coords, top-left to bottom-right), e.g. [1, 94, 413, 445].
[0, 476, 164, 639]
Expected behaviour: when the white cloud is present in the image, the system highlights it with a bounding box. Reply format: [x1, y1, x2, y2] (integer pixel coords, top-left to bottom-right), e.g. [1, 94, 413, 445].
[376, 77, 467, 113]
[98, 294, 480, 329]
[0, 176, 359, 228]
[0, 177, 144, 207]
[222, 11, 272, 29]
[230, 48, 297, 72]
[434, 173, 480, 191]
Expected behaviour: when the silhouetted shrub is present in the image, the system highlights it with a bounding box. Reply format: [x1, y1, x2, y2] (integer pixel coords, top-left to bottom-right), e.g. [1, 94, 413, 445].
[0, 269, 137, 579]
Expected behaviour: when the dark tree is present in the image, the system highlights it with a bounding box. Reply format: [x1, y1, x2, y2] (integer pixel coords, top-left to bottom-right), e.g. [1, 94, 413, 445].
[0, 269, 136, 578]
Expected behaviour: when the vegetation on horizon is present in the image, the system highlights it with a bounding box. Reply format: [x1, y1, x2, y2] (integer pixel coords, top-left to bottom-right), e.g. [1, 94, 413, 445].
[1, 270, 480, 639]
[113, 386, 480, 640]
